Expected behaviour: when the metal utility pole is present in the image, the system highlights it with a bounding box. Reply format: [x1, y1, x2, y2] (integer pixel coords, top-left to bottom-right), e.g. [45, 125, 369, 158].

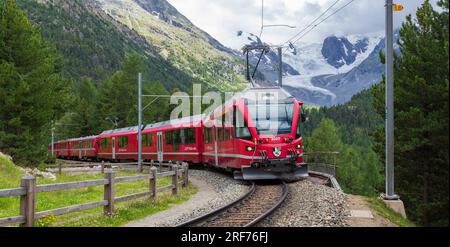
[138, 73, 143, 172]
[384, 0, 398, 200]
[51, 126, 55, 158]
[278, 47, 283, 87]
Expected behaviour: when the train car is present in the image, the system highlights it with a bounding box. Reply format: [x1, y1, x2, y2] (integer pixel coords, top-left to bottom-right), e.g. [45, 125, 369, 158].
[54, 140, 70, 159]
[97, 126, 138, 161]
[203, 87, 307, 180]
[142, 115, 203, 163]
[95, 116, 203, 162]
[68, 136, 99, 160]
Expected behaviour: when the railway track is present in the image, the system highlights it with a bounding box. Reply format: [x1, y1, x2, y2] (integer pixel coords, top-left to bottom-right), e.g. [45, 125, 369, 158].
[177, 182, 288, 227]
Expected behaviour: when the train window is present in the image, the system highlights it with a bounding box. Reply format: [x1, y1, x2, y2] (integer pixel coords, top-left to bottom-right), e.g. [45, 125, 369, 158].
[185, 128, 196, 144]
[101, 138, 110, 149]
[296, 115, 301, 139]
[233, 107, 252, 140]
[247, 102, 294, 135]
[165, 131, 172, 145]
[180, 129, 186, 144]
[204, 128, 212, 144]
[236, 127, 251, 140]
[172, 129, 180, 145]
[216, 128, 222, 141]
[296, 107, 305, 138]
[171, 129, 180, 151]
[118, 136, 128, 148]
[223, 128, 231, 141]
[143, 133, 152, 146]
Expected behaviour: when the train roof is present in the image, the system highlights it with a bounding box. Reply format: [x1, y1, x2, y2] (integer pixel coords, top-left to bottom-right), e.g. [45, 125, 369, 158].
[99, 114, 204, 136]
[203, 86, 298, 117]
[100, 126, 139, 135]
[67, 135, 98, 142]
[144, 114, 204, 130]
[240, 87, 294, 101]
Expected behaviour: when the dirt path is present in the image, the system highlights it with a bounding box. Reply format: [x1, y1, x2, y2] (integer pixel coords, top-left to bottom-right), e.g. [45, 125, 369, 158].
[346, 195, 397, 227]
[122, 177, 218, 227]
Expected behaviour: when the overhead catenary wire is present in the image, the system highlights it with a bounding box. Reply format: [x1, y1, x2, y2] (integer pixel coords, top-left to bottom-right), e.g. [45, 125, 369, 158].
[283, 0, 342, 46]
[282, 0, 357, 54]
[290, 0, 357, 45]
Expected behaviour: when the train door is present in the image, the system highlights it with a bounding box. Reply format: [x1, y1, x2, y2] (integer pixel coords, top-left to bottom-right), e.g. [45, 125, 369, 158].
[157, 131, 163, 162]
[111, 137, 116, 160]
[214, 126, 219, 167]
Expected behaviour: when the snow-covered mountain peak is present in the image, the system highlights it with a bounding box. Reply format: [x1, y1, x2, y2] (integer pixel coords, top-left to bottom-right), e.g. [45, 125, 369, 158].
[283, 32, 383, 77]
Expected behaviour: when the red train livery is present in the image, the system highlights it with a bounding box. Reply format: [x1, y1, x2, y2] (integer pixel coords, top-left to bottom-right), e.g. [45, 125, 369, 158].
[49, 87, 307, 180]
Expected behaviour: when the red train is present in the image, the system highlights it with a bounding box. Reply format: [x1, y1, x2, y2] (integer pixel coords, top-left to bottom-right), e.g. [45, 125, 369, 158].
[49, 87, 307, 180]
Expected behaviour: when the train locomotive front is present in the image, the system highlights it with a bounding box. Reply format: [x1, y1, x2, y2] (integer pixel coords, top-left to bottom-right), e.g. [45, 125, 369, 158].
[205, 87, 308, 180]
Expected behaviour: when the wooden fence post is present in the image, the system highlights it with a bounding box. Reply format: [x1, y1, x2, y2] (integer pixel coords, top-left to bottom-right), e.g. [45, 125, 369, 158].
[182, 163, 188, 188]
[172, 164, 178, 195]
[19, 175, 36, 227]
[101, 161, 105, 174]
[58, 162, 62, 175]
[103, 170, 115, 216]
[150, 166, 157, 200]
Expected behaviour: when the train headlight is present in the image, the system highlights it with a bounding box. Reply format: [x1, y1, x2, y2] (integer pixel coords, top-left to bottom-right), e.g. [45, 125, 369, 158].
[246, 146, 254, 152]
[296, 144, 302, 149]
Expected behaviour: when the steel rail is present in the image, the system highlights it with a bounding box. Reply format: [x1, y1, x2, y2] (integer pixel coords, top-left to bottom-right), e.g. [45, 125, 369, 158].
[176, 182, 256, 227]
[243, 182, 288, 227]
[177, 182, 288, 227]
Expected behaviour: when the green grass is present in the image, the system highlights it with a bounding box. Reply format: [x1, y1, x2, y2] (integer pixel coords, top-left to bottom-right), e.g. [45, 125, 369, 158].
[366, 197, 416, 227]
[53, 184, 197, 227]
[0, 155, 197, 227]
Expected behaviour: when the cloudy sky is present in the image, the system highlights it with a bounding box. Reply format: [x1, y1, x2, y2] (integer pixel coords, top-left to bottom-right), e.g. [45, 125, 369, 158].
[167, 0, 433, 49]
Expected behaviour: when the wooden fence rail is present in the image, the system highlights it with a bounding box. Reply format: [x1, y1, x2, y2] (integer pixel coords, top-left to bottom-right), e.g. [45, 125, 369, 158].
[51, 160, 180, 174]
[0, 163, 189, 227]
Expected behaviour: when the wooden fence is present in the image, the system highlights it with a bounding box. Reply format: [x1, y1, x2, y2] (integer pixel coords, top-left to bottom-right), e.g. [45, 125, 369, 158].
[0, 163, 189, 227]
[50, 160, 178, 174]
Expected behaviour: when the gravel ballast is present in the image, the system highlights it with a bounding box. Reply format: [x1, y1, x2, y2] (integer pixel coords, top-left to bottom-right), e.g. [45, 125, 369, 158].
[125, 168, 349, 227]
[257, 180, 349, 227]
[152, 169, 250, 227]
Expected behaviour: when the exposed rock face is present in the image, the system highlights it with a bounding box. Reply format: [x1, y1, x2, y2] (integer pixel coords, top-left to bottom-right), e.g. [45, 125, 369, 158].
[24, 168, 57, 180]
[281, 31, 401, 106]
[237, 32, 300, 83]
[321, 36, 369, 69]
[92, 0, 247, 91]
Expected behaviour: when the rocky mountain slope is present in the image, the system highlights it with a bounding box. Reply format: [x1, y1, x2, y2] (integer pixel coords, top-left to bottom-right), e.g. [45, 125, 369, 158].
[92, 0, 246, 91]
[16, 0, 195, 90]
[235, 31, 300, 83]
[17, 0, 247, 91]
[282, 32, 387, 106]
[233, 30, 391, 106]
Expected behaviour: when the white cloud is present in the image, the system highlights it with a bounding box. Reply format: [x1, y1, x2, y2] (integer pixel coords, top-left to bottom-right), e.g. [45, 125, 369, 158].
[167, 0, 434, 49]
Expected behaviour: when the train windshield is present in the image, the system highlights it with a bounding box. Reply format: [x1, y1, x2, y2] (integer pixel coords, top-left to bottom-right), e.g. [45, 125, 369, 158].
[247, 102, 294, 136]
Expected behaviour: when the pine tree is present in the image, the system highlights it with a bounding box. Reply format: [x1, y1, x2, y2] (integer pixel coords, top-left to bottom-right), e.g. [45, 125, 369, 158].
[73, 77, 99, 136]
[143, 81, 171, 124]
[97, 53, 141, 129]
[0, 0, 69, 165]
[372, 0, 449, 226]
[97, 53, 173, 130]
[338, 146, 362, 193]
